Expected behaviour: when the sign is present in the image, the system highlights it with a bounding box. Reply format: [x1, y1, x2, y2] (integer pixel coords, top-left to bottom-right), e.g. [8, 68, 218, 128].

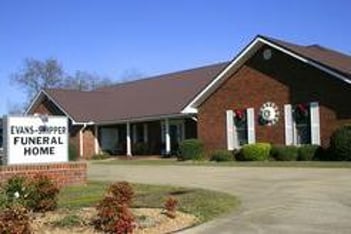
[3, 115, 68, 165]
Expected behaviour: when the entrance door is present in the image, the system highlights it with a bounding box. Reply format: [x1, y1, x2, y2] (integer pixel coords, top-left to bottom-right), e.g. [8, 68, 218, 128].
[100, 128, 119, 154]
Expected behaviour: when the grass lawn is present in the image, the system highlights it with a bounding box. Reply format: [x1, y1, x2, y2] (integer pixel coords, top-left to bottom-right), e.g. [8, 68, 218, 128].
[92, 158, 351, 168]
[59, 181, 239, 223]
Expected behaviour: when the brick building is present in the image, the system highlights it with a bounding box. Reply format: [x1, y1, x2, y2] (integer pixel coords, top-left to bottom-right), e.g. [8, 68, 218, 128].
[26, 35, 351, 158]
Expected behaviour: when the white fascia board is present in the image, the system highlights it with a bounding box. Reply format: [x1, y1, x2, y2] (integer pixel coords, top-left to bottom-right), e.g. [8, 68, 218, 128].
[259, 38, 351, 85]
[25, 89, 84, 124]
[96, 113, 192, 126]
[181, 36, 351, 112]
[181, 38, 263, 111]
[25, 90, 45, 115]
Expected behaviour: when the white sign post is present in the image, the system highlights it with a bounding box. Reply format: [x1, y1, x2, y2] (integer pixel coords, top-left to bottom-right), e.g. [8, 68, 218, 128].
[3, 115, 68, 165]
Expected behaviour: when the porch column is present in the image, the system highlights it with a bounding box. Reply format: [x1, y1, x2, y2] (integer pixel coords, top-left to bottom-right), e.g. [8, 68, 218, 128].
[165, 118, 171, 155]
[79, 128, 84, 158]
[94, 125, 99, 154]
[126, 122, 132, 156]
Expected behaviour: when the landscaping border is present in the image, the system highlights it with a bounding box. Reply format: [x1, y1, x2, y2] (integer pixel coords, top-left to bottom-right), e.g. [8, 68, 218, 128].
[0, 161, 87, 187]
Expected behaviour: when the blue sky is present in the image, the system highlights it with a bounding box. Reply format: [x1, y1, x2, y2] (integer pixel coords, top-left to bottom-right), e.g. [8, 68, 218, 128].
[0, 0, 350, 115]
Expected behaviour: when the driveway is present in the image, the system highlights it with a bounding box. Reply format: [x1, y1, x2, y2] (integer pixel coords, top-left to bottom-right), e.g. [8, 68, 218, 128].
[88, 164, 351, 234]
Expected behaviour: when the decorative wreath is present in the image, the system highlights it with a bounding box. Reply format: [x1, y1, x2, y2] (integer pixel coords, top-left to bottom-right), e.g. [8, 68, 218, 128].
[234, 109, 246, 125]
[259, 102, 280, 126]
[293, 103, 309, 122]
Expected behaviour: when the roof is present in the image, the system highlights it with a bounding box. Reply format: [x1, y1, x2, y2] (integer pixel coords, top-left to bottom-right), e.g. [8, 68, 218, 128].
[27, 35, 351, 124]
[43, 62, 228, 123]
[262, 35, 351, 79]
[183, 35, 351, 110]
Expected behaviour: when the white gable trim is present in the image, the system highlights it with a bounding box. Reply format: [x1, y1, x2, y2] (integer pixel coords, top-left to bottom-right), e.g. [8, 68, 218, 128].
[25, 90, 78, 124]
[181, 36, 351, 113]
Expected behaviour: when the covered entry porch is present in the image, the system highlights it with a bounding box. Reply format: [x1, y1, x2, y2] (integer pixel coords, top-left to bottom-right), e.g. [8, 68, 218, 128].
[96, 117, 197, 156]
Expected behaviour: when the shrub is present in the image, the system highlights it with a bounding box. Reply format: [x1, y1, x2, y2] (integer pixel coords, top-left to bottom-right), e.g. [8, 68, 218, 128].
[3, 176, 30, 207]
[132, 142, 149, 155]
[163, 196, 178, 219]
[108, 181, 134, 206]
[240, 143, 271, 161]
[26, 174, 60, 212]
[329, 126, 351, 161]
[69, 143, 78, 161]
[271, 145, 299, 161]
[210, 150, 234, 162]
[94, 182, 135, 233]
[298, 145, 320, 161]
[91, 153, 110, 160]
[178, 139, 204, 161]
[0, 204, 31, 234]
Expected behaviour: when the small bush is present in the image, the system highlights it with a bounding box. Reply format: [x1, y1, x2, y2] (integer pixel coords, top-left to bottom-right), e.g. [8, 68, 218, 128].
[178, 139, 204, 161]
[94, 181, 135, 233]
[298, 145, 320, 161]
[27, 174, 60, 212]
[108, 181, 134, 206]
[132, 142, 149, 155]
[91, 153, 110, 160]
[163, 196, 178, 219]
[210, 150, 234, 162]
[0, 204, 31, 234]
[329, 126, 351, 161]
[271, 145, 299, 161]
[240, 143, 271, 161]
[69, 143, 78, 161]
[3, 176, 30, 207]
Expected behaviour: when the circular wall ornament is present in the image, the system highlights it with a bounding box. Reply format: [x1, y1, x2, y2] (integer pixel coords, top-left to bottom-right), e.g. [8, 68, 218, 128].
[259, 102, 279, 126]
[263, 48, 272, 60]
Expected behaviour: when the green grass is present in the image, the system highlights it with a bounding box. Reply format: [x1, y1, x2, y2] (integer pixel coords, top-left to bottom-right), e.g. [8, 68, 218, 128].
[58, 181, 239, 223]
[92, 159, 351, 168]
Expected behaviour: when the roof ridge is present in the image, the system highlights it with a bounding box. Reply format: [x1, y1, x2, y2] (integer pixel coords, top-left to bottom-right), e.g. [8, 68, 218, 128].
[97, 61, 229, 91]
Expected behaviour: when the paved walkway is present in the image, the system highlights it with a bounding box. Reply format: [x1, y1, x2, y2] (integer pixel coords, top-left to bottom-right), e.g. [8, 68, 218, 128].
[88, 164, 351, 234]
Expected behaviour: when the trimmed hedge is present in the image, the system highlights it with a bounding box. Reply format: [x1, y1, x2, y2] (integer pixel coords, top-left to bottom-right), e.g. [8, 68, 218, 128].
[210, 150, 234, 162]
[178, 139, 204, 161]
[240, 143, 271, 161]
[329, 126, 351, 161]
[297, 145, 320, 161]
[271, 145, 298, 161]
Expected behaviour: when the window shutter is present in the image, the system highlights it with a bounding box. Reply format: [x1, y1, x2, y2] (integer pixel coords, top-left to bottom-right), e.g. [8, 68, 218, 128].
[284, 104, 294, 145]
[226, 110, 234, 150]
[310, 102, 321, 145]
[247, 108, 256, 144]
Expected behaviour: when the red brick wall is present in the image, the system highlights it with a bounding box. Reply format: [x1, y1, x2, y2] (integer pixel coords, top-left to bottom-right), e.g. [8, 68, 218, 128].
[83, 126, 96, 159]
[198, 46, 351, 152]
[0, 162, 87, 187]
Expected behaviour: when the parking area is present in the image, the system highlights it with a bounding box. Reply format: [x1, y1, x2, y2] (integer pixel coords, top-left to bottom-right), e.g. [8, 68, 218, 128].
[88, 164, 351, 234]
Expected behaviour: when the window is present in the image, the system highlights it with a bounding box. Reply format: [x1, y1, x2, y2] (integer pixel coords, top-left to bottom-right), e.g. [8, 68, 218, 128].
[284, 102, 320, 146]
[226, 108, 255, 150]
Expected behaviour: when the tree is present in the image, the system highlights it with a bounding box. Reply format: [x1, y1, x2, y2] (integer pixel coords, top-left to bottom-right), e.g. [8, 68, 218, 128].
[10, 57, 114, 114]
[63, 71, 112, 91]
[11, 58, 64, 99]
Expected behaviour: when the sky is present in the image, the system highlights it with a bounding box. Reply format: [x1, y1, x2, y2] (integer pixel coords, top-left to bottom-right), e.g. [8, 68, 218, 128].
[0, 0, 350, 115]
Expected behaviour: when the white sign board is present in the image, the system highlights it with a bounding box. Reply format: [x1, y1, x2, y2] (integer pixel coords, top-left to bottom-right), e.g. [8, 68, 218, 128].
[3, 115, 68, 165]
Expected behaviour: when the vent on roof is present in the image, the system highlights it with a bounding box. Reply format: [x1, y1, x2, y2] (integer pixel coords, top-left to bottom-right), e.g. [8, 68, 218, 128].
[263, 48, 272, 60]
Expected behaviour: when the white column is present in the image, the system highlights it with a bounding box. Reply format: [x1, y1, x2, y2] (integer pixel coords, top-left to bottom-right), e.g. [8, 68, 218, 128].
[143, 123, 148, 143]
[126, 122, 132, 156]
[79, 128, 84, 158]
[165, 119, 171, 155]
[226, 110, 235, 150]
[94, 125, 99, 154]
